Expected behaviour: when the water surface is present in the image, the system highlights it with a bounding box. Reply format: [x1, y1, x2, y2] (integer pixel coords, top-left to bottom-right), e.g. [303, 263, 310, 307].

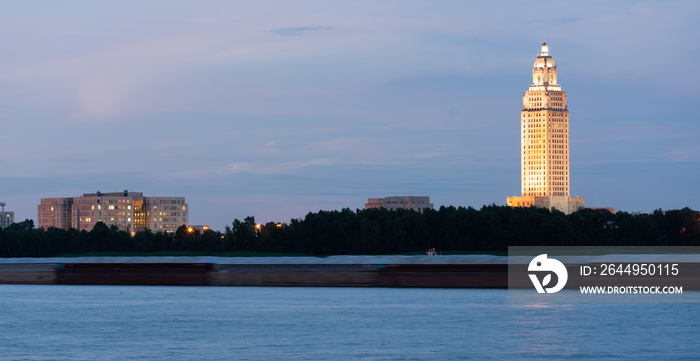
[1, 285, 697, 360]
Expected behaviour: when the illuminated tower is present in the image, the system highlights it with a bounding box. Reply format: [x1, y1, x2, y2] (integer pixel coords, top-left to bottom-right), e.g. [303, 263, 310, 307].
[507, 43, 583, 214]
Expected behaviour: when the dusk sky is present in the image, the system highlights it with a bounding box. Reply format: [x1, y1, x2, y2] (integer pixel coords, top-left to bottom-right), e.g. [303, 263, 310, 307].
[1, 1, 698, 230]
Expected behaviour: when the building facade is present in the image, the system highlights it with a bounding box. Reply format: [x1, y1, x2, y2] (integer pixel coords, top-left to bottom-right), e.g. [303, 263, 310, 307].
[37, 198, 73, 230]
[147, 197, 189, 233]
[365, 196, 434, 213]
[38, 190, 188, 232]
[507, 43, 584, 214]
[0, 202, 14, 229]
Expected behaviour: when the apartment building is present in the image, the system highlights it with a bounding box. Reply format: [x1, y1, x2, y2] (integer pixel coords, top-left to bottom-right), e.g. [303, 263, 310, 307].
[38, 190, 188, 232]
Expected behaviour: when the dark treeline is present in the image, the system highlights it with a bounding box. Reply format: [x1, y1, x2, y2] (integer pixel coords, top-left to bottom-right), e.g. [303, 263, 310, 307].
[1, 205, 699, 257]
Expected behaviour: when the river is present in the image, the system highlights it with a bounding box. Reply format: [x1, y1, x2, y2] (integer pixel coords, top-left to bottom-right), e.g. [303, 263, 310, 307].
[1, 285, 697, 360]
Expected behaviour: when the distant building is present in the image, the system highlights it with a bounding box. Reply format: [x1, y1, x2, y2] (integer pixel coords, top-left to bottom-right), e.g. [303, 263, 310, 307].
[584, 207, 616, 214]
[191, 225, 211, 233]
[36, 198, 73, 230]
[0, 202, 14, 229]
[145, 196, 189, 233]
[365, 196, 434, 213]
[38, 190, 188, 232]
[0, 212, 13, 228]
[507, 43, 584, 214]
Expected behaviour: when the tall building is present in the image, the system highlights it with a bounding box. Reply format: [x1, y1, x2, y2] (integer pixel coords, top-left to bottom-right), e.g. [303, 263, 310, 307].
[507, 43, 584, 214]
[365, 196, 434, 213]
[38, 190, 188, 232]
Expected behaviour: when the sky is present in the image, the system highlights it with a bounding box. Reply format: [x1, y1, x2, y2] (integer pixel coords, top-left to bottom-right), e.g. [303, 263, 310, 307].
[1, 1, 699, 230]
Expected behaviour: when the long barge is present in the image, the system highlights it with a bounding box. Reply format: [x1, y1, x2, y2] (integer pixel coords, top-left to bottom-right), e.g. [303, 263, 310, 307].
[3, 255, 699, 289]
[0, 255, 509, 287]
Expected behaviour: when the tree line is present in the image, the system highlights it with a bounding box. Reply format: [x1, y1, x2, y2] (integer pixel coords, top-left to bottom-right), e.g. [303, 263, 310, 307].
[1, 205, 699, 257]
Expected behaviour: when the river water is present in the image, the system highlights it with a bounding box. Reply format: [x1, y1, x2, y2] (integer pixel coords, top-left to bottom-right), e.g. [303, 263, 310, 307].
[1, 285, 697, 360]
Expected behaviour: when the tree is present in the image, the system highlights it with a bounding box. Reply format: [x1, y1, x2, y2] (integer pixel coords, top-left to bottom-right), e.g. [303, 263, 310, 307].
[8, 219, 35, 232]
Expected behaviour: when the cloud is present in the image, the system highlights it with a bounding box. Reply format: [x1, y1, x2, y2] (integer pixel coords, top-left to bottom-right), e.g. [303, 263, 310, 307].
[667, 146, 700, 163]
[164, 16, 218, 24]
[1, 0, 698, 223]
[529, 16, 583, 25]
[226, 159, 337, 175]
[168, 158, 339, 178]
[6, 34, 225, 121]
[152, 141, 185, 150]
[267, 26, 332, 36]
[315, 138, 368, 152]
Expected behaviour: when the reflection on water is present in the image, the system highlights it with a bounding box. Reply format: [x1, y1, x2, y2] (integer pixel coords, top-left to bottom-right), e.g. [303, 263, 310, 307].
[510, 288, 700, 303]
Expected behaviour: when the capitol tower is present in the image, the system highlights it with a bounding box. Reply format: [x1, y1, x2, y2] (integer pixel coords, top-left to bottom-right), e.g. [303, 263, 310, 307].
[507, 43, 584, 214]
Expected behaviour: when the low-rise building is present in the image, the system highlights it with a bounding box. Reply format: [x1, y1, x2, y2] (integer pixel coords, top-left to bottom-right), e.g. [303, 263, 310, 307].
[583, 207, 616, 214]
[365, 196, 434, 213]
[0, 202, 14, 229]
[190, 225, 210, 233]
